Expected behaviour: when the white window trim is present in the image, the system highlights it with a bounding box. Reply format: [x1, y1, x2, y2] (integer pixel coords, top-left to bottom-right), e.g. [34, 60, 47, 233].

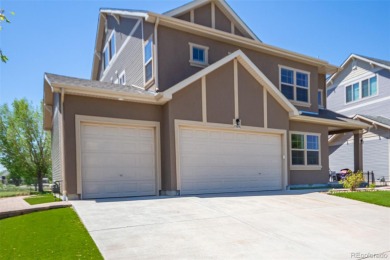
[279, 65, 311, 104]
[189, 42, 209, 68]
[101, 30, 116, 75]
[290, 131, 322, 171]
[118, 70, 126, 85]
[143, 36, 154, 86]
[318, 89, 324, 109]
[344, 74, 378, 105]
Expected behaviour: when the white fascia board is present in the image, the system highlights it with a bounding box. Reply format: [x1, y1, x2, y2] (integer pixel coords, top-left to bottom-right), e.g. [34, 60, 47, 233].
[290, 115, 370, 129]
[236, 54, 299, 116]
[216, 0, 261, 42]
[100, 9, 149, 19]
[149, 13, 338, 74]
[326, 54, 390, 87]
[163, 50, 298, 116]
[164, 0, 210, 16]
[353, 115, 390, 130]
[164, 0, 261, 42]
[163, 50, 241, 97]
[50, 82, 169, 105]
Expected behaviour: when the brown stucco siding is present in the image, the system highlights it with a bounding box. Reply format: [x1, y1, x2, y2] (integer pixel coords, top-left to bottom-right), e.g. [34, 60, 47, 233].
[215, 6, 231, 33]
[176, 12, 191, 22]
[157, 26, 320, 112]
[237, 63, 264, 128]
[165, 80, 203, 190]
[234, 26, 245, 37]
[267, 93, 289, 130]
[206, 62, 235, 125]
[288, 121, 329, 185]
[318, 73, 326, 108]
[194, 3, 211, 28]
[63, 95, 163, 195]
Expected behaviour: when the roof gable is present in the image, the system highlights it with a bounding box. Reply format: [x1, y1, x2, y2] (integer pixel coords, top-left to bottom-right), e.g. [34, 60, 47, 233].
[163, 50, 299, 116]
[327, 54, 390, 87]
[164, 0, 261, 42]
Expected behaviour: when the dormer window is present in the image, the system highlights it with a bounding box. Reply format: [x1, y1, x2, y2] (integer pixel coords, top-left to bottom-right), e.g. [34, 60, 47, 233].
[189, 43, 209, 67]
[279, 66, 310, 104]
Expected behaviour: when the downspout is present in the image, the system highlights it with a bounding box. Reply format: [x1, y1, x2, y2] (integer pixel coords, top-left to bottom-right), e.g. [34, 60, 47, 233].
[60, 88, 67, 200]
[154, 17, 160, 91]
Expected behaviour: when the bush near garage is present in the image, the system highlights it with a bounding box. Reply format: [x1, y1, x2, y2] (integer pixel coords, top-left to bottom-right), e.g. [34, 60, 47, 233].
[340, 170, 365, 191]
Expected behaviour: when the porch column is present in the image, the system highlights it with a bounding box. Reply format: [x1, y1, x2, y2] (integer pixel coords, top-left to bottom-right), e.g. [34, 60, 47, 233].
[353, 130, 363, 172]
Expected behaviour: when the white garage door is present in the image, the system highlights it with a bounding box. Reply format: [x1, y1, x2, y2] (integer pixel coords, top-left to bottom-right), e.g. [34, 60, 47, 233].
[81, 124, 156, 199]
[179, 128, 283, 195]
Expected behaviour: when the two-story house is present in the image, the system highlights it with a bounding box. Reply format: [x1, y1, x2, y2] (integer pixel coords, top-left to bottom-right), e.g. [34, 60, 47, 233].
[43, 0, 367, 200]
[327, 54, 390, 181]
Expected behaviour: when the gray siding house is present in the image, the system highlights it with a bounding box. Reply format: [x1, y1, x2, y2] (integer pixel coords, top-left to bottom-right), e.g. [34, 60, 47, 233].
[327, 54, 390, 181]
[43, 0, 367, 200]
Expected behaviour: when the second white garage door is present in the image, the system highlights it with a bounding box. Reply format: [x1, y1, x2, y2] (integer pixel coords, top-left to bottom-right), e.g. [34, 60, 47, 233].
[81, 124, 157, 199]
[179, 128, 283, 195]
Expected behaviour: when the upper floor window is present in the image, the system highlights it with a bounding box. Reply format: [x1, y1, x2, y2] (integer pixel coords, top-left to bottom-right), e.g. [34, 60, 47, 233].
[345, 76, 377, 104]
[144, 37, 153, 83]
[119, 71, 126, 85]
[103, 31, 116, 71]
[189, 43, 209, 67]
[280, 67, 310, 103]
[291, 132, 321, 167]
[114, 70, 126, 85]
[318, 90, 323, 108]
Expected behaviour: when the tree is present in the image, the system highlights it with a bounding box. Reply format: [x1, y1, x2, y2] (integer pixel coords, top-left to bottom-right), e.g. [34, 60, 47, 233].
[0, 99, 51, 192]
[0, 9, 14, 63]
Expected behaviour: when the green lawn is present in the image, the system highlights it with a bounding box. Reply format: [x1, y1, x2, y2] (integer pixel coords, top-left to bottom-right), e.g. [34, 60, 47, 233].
[332, 191, 390, 207]
[24, 194, 59, 205]
[0, 208, 103, 259]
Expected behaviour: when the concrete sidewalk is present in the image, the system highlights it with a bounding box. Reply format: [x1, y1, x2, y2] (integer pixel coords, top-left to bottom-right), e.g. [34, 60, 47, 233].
[0, 195, 71, 219]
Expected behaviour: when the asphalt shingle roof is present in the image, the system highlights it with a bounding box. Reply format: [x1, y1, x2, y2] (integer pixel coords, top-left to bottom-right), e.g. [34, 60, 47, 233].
[45, 73, 155, 97]
[356, 54, 390, 67]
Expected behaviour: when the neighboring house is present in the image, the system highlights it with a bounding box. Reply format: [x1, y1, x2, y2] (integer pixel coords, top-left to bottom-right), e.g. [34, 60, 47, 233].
[327, 54, 390, 181]
[1, 170, 9, 184]
[43, 0, 367, 200]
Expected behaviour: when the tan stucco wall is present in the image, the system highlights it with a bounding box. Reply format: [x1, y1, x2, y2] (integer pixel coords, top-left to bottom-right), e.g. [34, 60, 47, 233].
[289, 121, 330, 185]
[206, 62, 235, 124]
[157, 25, 320, 112]
[194, 3, 211, 28]
[238, 63, 264, 128]
[215, 6, 231, 33]
[318, 73, 326, 108]
[63, 95, 163, 196]
[165, 80, 203, 190]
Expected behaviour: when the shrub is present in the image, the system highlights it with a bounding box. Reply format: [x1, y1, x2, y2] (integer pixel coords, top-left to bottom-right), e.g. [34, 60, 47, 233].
[340, 171, 364, 191]
[369, 183, 376, 189]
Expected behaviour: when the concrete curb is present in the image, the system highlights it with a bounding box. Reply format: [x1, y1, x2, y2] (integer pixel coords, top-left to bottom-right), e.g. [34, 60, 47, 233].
[0, 202, 72, 220]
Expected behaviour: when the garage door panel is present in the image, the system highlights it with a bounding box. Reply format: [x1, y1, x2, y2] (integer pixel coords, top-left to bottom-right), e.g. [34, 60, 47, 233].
[81, 124, 156, 199]
[180, 128, 282, 195]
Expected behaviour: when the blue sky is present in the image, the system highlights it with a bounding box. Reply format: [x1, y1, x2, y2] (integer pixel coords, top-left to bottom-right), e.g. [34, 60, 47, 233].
[0, 0, 389, 170]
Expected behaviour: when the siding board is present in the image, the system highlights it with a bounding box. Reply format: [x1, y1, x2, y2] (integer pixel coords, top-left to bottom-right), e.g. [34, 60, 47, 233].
[100, 20, 144, 87]
[51, 93, 62, 185]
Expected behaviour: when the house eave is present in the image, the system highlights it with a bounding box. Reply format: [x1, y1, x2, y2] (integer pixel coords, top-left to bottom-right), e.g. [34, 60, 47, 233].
[145, 13, 338, 74]
[290, 115, 370, 130]
[326, 54, 390, 88]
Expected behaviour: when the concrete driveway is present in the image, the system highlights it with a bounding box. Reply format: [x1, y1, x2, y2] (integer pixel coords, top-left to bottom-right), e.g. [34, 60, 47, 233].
[71, 191, 390, 260]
